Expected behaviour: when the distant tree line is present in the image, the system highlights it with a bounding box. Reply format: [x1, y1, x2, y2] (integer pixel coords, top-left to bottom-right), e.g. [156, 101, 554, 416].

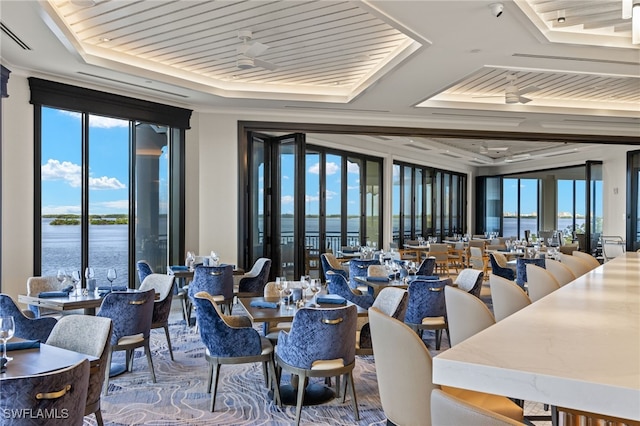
[45, 214, 128, 225]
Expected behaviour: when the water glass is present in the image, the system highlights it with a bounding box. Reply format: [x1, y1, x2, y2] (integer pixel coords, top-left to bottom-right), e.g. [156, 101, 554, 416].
[0, 316, 15, 362]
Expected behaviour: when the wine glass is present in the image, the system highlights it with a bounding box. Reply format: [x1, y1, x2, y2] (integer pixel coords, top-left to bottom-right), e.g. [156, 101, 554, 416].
[282, 281, 293, 310]
[107, 268, 117, 291]
[71, 270, 81, 297]
[300, 276, 310, 301]
[0, 316, 15, 362]
[56, 269, 66, 284]
[309, 279, 321, 307]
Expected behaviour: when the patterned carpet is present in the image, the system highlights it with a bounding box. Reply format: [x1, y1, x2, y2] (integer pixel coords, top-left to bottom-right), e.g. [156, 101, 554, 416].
[87, 285, 550, 425]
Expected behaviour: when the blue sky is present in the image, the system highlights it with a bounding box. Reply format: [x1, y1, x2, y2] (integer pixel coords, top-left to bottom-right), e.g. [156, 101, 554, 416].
[41, 107, 130, 215]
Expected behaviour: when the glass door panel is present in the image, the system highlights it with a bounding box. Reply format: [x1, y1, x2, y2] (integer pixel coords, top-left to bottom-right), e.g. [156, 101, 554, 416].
[392, 164, 401, 245]
[40, 107, 82, 276]
[327, 154, 344, 250]
[305, 150, 321, 278]
[346, 157, 360, 246]
[403, 167, 412, 240]
[415, 169, 423, 238]
[365, 159, 381, 247]
[249, 135, 266, 263]
[89, 114, 130, 287]
[278, 140, 297, 280]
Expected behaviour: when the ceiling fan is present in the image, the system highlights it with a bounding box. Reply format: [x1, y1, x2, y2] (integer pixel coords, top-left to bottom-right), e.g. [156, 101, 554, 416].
[475, 74, 540, 104]
[236, 30, 277, 71]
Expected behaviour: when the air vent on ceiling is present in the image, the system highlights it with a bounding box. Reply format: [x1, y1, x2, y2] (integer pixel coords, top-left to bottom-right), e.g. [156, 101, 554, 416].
[403, 143, 431, 151]
[470, 158, 492, 164]
[284, 105, 389, 113]
[77, 72, 189, 98]
[441, 152, 463, 159]
[1, 22, 31, 50]
[538, 149, 578, 158]
[512, 53, 637, 67]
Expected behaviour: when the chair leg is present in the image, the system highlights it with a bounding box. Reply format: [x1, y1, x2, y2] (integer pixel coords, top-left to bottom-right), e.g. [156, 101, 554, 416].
[294, 371, 306, 426]
[102, 350, 113, 396]
[94, 408, 104, 426]
[262, 361, 269, 388]
[126, 349, 134, 372]
[268, 358, 281, 406]
[335, 375, 341, 398]
[210, 362, 221, 412]
[347, 372, 359, 421]
[341, 373, 348, 403]
[144, 341, 157, 383]
[435, 329, 442, 350]
[163, 324, 174, 361]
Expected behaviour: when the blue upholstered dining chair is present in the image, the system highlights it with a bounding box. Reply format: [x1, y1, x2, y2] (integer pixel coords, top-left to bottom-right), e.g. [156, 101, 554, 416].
[489, 253, 515, 281]
[136, 260, 154, 285]
[0, 294, 57, 342]
[189, 265, 234, 314]
[275, 305, 359, 426]
[320, 253, 348, 282]
[453, 268, 484, 298]
[45, 315, 113, 426]
[237, 257, 271, 296]
[139, 273, 176, 360]
[0, 359, 90, 426]
[356, 287, 408, 355]
[327, 272, 374, 309]
[97, 289, 156, 395]
[416, 256, 437, 276]
[192, 291, 280, 412]
[515, 257, 546, 288]
[404, 277, 451, 350]
[348, 258, 380, 290]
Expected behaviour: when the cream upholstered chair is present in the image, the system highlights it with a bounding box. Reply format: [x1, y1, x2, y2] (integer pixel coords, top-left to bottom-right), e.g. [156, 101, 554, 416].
[45, 315, 113, 426]
[26, 275, 67, 317]
[469, 247, 489, 278]
[489, 274, 531, 322]
[368, 307, 524, 426]
[431, 389, 524, 426]
[367, 264, 388, 277]
[429, 243, 450, 276]
[525, 264, 560, 303]
[559, 254, 591, 278]
[571, 251, 601, 270]
[262, 281, 291, 343]
[444, 285, 495, 347]
[139, 273, 176, 360]
[545, 259, 576, 286]
[356, 286, 408, 355]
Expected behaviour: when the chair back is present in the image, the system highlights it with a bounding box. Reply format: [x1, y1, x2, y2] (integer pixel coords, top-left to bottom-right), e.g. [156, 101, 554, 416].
[559, 254, 591, 278]
[404, 278, 450, 326]
[139, 273, 175, 324]
[349, 258, 380, 289]
[602, 242, 625, 261]
[468, 240, 486, 249]
[525, 264, 560, 303]
[428, 244, 448, 260]
[489, 253, 515, 281]
[136, 260, 154, 284]
[0, 294, 57, 342]
[369, 307, 436, 426]
[97, 289, 155, 345]
[276, 305, 356, 369]
[431, 389, 523, 426]
[0, 359, 90, 426]
[515, 257, 545, 287]
[320, 253, 348, 281]
[468, 247, 486, 270]
[545, 258, 576, 286]
[327, 273, 374, 309]
[416, 257, 436, 276]
[238, 258, 271, 294]
[263, 281, 280, 298]
[445, 286, 495, 347]
[45, 315, 113, 413]
[193, 292, 262, 357]
[489, 274, 531, 322]
[367, 264, 388, 277]
[189, 265, 234, 301]
[454, 269, 484, 297]
[26, 276, 63, 317]
[571, 251, 600, 270]
[372, 287, 408, 320]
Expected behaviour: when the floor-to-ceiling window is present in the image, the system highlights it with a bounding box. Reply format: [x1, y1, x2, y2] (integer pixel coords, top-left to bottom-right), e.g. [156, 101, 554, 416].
[628, 150, 640, 251]
[503, 178, 539, 240]
[392, 161, 466, 245]
[31, 78, 190, 287]
[243, 132, 382, 279]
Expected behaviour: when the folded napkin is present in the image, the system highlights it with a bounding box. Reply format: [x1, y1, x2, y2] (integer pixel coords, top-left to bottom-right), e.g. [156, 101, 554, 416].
[366, 276, 390, 282]
[249, 300, 279, 309]
[316, 294, 347, 305]
[38, 291, 70, 298]
[169, 265, 189, 271]
[2, 340, 40, 351]
[97, 285, 128, 292]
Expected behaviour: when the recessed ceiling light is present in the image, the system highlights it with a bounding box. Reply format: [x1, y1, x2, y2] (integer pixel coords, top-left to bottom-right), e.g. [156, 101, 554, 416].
[99, 37, 111, 42]
[70, 0, 97, 6]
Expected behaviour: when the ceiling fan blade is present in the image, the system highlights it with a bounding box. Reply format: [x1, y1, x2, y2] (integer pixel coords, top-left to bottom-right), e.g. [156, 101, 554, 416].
[519, 96, 532, 104]
[517, 85, 540, 96]
[254, 58, 278, 71]
[244, 41, 269, 58]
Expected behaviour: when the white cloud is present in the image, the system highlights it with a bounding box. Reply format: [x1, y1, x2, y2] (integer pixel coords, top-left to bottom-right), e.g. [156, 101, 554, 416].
[42, 204, 81, 215]
[308, 163, 320, 174]
[306, 194, 320, 202]
[95, 200, 129, 210]
[326, 190, 337, 200]
[326, 162, 339, 175]
[58, 110, 129, 128]
[42, 159, 125, 190]
[283, 175, 290, 180]
[281, 195, 294, 204]
[347, 162, 360, 174]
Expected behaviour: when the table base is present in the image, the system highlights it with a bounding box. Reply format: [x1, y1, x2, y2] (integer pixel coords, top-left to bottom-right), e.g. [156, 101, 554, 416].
[272, 383, 335, 406]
